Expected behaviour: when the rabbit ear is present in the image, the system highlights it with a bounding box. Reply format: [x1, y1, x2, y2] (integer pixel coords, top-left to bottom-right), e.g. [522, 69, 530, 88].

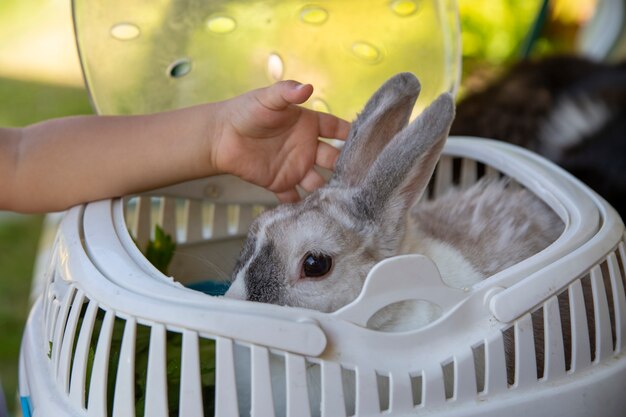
[353, 93, 455, 223]
[330, 73, 421, 188]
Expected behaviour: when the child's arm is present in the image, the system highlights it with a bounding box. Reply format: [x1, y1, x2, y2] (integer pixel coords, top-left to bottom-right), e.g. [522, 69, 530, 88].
[0, 81, 350, 213]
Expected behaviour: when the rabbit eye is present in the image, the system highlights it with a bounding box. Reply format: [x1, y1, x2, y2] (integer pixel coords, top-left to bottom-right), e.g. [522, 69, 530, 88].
[301, 253, 333, 278]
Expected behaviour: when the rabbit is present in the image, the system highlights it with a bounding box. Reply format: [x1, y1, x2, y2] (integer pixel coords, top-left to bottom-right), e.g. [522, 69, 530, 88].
[225, 72, 562, 318]
[224, 73, 563, 416]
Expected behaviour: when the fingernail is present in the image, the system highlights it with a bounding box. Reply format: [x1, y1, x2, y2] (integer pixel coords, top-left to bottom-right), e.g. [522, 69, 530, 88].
[294, 82, 308, 90]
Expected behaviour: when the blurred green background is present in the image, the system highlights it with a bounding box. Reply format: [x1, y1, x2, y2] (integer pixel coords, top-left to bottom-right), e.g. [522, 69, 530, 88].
[0, 0, 92, 412]
[0, 0, 608, 413]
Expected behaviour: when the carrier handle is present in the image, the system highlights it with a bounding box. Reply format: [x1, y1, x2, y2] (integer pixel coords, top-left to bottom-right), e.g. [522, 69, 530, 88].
[333, 255, 468, 327]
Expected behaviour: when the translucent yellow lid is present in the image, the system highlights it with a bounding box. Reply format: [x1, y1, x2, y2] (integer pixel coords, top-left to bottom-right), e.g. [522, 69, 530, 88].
[73, 0, 461, 120]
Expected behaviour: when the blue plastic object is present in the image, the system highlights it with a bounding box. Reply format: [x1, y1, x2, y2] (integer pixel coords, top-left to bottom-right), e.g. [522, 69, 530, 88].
[186, 280, 231, 296]
[20, 396, 32, 417]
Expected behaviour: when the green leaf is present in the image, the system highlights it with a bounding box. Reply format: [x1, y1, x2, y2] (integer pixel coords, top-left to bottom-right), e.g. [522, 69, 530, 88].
[144, 225, 177, 275]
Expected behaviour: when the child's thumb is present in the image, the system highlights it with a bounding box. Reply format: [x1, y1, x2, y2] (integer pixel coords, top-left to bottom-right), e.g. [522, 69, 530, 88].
[258, 80, 313, 110]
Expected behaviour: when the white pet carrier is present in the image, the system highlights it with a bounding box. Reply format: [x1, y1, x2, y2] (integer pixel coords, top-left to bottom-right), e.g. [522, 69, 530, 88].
[19, 136, 626, 417]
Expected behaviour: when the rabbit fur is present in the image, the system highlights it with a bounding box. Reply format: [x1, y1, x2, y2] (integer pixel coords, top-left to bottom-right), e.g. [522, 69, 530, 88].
[450, 55, 626, 218]
[224, 72, 563, 417]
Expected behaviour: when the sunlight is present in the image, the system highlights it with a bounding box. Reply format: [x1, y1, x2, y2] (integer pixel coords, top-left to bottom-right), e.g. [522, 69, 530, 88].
[0, 0, 84, 87]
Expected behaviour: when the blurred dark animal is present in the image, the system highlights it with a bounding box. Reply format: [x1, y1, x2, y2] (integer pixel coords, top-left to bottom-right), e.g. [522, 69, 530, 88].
[451, 55, 626, 218]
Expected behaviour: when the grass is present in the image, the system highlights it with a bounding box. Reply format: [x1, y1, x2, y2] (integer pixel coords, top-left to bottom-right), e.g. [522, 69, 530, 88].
[0, 77, 92, 127]
[0, 76, 92, 414]
[0, 216, 43, 412]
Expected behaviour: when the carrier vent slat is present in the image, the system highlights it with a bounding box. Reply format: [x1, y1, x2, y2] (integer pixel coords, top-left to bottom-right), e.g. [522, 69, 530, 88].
[159, 197, 177, 239]
[87, 309, 115, 417]
[543, 297, 566, 380]
[615, 240, 626, 302]
[133, 196, 152, 250]
[355, 368, 379, 414]
[320, 361, 346, 417]
[607, 252, 626, 352]
[268, 353, 287, 417]
[454, 349, 478, 401]
[285, 353, 311, 417]
[471, 343, 485, 394]
[619, 242, 626, 278]
[485, 165, 499, 180]
[53, 288, 80, 374]
[42, 287, 50, 321]
[514, 314, 537, 388]
[409, 372, 423, 406]
[212, 204, 229, 239]
[69, 300, 99, 408]
[46, 298, 61, 350]
[57, 289, 84, 393]
[250, 345, 276, 417]
[42, 278, 52, 324]
[179, 330, 203, 417]
[591, 265, 614, 361]
[237, 205, 255, 235]
[184, 200, 203, 243]
[442, 360, 454, 400]
[144, 324, 168, 417]
[483, 334, 507, 395]
[377, 372, 390, 411]
[215, 337, 239, 417]
[112, 318, 136, 417]
[421, 363, 445, 407]
[460, 158, 477, 189]
[202, 202, 213, 239]
[341, 368, 356, 415]
[44, 273, 62, 340]
[388, 372, 413, 414]
[568, 279, 592, 372]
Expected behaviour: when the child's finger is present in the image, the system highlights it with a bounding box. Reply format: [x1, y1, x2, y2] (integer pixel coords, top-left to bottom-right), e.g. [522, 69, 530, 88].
[317, 112, 351, 140]
[299, 168, 326, 192]
[275, 188, 301, 203]
[282, 82, 314, 105]
[315, 141, 340, 171]
[258, 81, 313, 110]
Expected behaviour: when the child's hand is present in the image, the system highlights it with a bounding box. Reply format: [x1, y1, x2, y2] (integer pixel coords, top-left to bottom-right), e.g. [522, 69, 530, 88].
[212, 81, 351, 202]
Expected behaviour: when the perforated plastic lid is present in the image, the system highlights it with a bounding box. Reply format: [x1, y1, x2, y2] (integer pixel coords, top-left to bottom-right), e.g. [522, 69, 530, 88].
[72, 0, 460, 119]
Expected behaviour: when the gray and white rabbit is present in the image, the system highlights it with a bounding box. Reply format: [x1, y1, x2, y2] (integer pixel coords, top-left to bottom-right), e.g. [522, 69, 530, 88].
[225, 72, 563, 330]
